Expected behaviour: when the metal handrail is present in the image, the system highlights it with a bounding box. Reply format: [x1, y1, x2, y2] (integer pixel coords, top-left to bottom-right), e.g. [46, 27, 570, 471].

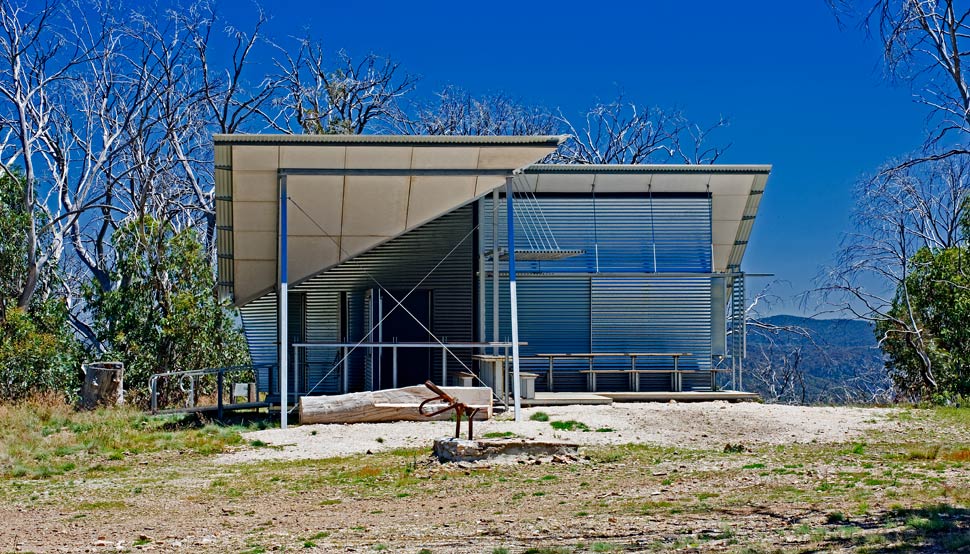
[291, 341, 526, 407]
[149, 364, 269, 417]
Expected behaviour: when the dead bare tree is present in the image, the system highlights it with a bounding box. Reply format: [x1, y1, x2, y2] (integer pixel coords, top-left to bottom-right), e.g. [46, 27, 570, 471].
[396, 85, 560, 136]
[551, 94, 730, 165]
[0, 1, 279, 347]
[832, 1, 970, 168]
[0, 0, 106, 309]
[273, 39, 417, 134]
[743, 284, 815, 404]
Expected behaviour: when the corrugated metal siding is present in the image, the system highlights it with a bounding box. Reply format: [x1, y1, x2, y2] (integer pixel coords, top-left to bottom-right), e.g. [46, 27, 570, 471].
[482, 196, 712, 273]
[590, 278, 712, 391]
[346, 291, 367, 391]
[241, 206, 474, 395]
[303, 289, 341, 395]
[238, 291, 306, 398]
[239, 294, 276, 393]
[484, 276, 591, 392]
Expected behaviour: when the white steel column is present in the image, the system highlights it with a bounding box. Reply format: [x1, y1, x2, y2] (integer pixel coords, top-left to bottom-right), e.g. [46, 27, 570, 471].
[505, 177, 523, 422]
[278, 174, 289, 429]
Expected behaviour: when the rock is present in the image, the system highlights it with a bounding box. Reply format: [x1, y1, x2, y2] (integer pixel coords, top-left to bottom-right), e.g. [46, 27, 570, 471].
[432, 437, 579, 463]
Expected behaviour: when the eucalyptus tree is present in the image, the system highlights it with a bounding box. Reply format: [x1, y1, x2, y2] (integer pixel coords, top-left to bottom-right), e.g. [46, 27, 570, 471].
[822, 1, 970, 400]
[831, 0, 970, 168]
[0, 0, 107, 310]
[397, 85, 559, 136]
[552, 95, 730, 165]
[819, 156, 970, 400]
[273, 39, 418, 134]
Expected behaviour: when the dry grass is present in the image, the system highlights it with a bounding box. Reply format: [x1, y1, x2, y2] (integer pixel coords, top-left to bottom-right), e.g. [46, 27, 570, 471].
[0, 402, 967, 553]
[0, 394, 242, 479]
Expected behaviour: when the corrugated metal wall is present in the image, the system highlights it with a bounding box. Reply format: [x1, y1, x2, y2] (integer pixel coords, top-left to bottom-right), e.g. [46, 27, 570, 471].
[480, 195, 715, 392]
[484, 276, 592, 392]
[239, 206, 474, 396]
[239, 292, 307, 398]
[482, 195, 712, 273]
[591, 277, 712, 391]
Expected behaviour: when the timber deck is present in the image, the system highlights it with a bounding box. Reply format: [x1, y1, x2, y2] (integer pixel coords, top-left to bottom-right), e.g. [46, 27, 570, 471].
[519, 390, 760, 407]
[598, 391, 760, 402]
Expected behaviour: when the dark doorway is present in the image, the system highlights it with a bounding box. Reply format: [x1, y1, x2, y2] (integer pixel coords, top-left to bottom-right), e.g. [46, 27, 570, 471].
[374, 289, 432, 388]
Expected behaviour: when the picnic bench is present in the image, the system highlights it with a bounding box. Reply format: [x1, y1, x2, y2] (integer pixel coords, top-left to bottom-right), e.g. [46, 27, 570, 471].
[534, 352, 720, 392]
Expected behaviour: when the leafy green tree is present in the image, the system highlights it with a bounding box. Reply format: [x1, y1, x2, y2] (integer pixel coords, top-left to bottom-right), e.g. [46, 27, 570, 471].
[0, 300, 81, 400]
[0, 174, 82, 401]
[877, 246, 970, 403]
[85, 216, 248, 404]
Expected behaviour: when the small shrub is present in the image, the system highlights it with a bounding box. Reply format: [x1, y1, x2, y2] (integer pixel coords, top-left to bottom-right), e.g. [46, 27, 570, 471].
[904, 445, 941, 460]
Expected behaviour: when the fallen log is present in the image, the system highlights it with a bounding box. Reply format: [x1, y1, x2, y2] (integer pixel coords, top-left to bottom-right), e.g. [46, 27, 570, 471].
[299, 385, 492, 424]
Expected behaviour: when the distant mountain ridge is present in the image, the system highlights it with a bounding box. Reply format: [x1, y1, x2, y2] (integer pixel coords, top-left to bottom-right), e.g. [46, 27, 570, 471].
[744, 315, 890, 403]
[757, 315, 880, 347]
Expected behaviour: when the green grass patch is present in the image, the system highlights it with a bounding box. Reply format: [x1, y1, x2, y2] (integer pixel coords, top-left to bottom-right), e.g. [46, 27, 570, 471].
[549, 420, 590, 432]
[482, 431, 516, 438]
[529, 412, 550, 422]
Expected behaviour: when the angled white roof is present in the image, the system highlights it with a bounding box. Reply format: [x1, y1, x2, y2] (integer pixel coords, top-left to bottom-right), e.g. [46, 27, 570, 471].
[519, 164, 771, 273]
[214, 134, 566, 306]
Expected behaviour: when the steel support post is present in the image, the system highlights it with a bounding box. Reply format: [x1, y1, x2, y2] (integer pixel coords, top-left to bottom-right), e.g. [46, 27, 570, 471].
[278, 174, 288, 429]
[506, 178, 523, 422]
[492, 189, 500, 355]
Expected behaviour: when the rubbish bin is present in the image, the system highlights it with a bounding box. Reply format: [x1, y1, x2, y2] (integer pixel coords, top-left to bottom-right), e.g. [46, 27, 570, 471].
[519, 372, 538, 400]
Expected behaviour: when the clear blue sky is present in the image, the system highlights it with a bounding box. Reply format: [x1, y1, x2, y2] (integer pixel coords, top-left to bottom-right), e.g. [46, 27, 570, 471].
[236, 0, 925, 314]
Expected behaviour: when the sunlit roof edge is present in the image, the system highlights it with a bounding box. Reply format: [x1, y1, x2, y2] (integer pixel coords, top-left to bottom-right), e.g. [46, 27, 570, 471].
[214, 134, 568, 146]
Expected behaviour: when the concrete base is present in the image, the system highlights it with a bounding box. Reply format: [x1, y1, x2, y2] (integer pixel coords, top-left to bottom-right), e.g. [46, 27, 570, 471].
[432, 437, 579, 463]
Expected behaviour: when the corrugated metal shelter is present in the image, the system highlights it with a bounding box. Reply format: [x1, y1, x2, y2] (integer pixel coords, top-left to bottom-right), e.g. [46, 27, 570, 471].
[214, 134, 770, 423]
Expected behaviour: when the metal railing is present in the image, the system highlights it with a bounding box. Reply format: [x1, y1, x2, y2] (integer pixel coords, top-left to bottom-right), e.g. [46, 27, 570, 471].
[291, 341, 521, 402]
[149, 364, 269, 417]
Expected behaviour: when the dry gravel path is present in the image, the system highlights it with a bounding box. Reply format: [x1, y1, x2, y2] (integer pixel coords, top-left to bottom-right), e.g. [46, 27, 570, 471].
[219, 401, 898, 464]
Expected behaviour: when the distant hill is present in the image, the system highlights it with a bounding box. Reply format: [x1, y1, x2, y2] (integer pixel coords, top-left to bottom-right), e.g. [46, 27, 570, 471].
[743, 315, 891, 404]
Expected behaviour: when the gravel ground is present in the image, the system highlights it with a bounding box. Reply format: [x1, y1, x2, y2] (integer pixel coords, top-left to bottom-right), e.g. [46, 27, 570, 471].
[219, 401, 897, 464]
